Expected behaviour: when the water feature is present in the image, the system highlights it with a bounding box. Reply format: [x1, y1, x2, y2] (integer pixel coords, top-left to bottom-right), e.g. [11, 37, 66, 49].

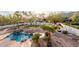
[5, 31, 33, 42]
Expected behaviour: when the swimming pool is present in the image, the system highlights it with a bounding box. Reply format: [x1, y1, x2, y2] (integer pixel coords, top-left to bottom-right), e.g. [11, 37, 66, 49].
[5, 31, 33, 42]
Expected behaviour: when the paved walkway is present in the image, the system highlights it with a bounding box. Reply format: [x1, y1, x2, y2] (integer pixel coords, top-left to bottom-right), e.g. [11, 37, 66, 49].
[60, 24, 79, 36]
[0, 22, 53, 29]
[51, 32, 79, 47]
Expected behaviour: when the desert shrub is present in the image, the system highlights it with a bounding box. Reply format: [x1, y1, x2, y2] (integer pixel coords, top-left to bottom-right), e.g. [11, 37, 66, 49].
[41, 24, 59, 32]
[32, 33, 41, 42]
[62, 30, 68, 34]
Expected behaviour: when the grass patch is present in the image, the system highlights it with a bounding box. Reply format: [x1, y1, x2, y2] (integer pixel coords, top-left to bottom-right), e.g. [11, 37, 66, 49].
[70, 25, 79, 29]
[64, 23, 79, 29]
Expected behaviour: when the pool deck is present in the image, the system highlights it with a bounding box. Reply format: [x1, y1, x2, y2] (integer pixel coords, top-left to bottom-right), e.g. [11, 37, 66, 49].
[0, 32, 79, 47]
[51, 32, 79, 47]
[0, 28, 79, 47]
[0, 31, 32, 47]
[0, 39, 32, 47]
[0, 33, 11, 40]
[0, 28, 42, 47]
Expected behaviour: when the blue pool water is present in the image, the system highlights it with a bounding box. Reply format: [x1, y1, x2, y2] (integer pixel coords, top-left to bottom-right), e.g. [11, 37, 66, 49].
[5, 32, 32, 42]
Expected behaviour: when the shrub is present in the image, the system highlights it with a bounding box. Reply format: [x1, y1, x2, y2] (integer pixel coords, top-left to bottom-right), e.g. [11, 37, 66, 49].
[41, 24, 59, 32]
[32, 33, 41, 42]
[62, 30, 68, 34]
[43, 32, 52, 47]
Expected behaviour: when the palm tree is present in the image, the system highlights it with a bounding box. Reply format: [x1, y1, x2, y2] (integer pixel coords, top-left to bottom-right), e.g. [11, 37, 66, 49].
[41, 25, 59, 47]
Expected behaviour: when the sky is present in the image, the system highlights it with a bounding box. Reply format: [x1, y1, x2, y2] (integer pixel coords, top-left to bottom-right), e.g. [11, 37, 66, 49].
[0, 0, 79, 11]
[0, 11, 70, 16]
[0, 0, 79, 15]
[0, 11, 12, 15]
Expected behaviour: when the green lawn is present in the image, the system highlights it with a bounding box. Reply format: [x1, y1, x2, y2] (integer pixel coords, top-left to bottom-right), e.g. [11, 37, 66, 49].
[70, 25, 79, 29]
[64, 23, 79, 29]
